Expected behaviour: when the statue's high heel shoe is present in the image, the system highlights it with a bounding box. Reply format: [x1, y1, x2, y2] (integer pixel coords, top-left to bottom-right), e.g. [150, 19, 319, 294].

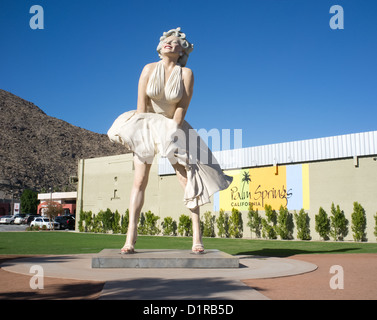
[121, 232, 138, 254]
[120, 244, 135, 254]
[192, 243, 205, 254]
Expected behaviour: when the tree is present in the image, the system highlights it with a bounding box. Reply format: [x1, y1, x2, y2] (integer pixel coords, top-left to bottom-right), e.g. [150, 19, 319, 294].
[330, 203, 349, 241]
[276, 205, 294, 240]
[143, 210, 160, 235]
[78, 210, 92, 232]
[229, 207, 243, 238]
[202, 211, 216, 237]
[45, 202, 63, 229]
[216, 209, 229, 238]
[138, 212, 147, 235]
[178, 214, 192, 236]
[315, 207, 330, 240]
[20, 189, 39, 214]
[262, 204, 277, 239]
[121, 209, 129, 234]
[351, 202, 367, 242]
[112, 210, 121, 234]
[294, 209, 311, 240]
[161, 216, 177, 236]
[247, 204, 262, 238]
[102, 208, 114, 233]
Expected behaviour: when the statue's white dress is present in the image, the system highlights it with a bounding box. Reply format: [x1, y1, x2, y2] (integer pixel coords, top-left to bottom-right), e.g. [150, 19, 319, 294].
[108, 61, 233, 209]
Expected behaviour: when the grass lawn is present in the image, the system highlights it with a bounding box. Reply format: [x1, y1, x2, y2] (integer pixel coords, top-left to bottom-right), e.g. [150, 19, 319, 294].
[1, 231, 377, 256]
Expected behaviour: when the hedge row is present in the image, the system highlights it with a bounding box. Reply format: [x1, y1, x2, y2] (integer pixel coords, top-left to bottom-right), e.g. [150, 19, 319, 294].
[248, 201, 376, 242]
[78, 202, 377, 242]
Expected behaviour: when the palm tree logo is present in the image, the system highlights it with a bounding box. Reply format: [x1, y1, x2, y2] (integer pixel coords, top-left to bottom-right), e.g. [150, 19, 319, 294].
[241, 171, 251, 197]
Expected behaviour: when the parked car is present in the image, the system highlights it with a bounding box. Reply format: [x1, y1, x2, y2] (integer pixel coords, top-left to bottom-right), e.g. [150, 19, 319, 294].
[30, 217, 59, 230]
[0, 215, 15, 224]
[26, 215, 40, 225]
[14, 214, 27, 224]
[55, 215, 75, 230]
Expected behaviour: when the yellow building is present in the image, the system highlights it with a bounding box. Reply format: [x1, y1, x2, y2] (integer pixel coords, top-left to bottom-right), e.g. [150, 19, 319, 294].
[76, 130, 377, 241]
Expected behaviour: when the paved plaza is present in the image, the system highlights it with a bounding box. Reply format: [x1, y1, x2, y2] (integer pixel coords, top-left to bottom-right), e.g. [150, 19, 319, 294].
[1, 251, 376, 300]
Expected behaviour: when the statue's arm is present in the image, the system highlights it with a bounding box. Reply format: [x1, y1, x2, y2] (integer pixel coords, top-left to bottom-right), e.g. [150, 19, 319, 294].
[173, 67, 194, 126]
[136, 63, 153, 113]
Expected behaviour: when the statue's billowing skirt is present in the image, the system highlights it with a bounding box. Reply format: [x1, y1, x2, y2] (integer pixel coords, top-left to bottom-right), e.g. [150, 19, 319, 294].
[108, 111, 233, 209]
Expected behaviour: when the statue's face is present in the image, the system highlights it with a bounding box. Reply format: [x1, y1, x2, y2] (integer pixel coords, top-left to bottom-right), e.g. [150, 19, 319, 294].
[160, 36, 182, 55]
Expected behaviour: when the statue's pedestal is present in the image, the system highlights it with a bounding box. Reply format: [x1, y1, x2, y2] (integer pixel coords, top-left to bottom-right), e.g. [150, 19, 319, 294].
[92, 249, 239, 269]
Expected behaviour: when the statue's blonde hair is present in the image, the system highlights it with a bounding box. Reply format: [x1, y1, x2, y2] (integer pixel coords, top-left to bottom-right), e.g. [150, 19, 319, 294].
[156, 27, 194, 67]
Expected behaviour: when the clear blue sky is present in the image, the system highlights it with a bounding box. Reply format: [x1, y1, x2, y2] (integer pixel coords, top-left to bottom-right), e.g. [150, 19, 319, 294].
[1, 0, 376, 148]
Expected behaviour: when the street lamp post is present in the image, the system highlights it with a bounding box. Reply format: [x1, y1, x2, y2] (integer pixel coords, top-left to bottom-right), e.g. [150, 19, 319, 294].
[10, 189, 14, 216]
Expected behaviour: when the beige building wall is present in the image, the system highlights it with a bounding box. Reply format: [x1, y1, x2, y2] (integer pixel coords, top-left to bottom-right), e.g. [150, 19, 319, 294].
[76, 154, 377, 242]
[77, 154, 134, 216]
[307, 156, 377, 241]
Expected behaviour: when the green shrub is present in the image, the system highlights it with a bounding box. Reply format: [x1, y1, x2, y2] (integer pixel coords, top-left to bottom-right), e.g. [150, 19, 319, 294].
[374, 213, 377, 239]
[78, 209, 124, 234]
[92, 212, 102, 233]
[330, 203, 349, 241]
[351, 202, 367, 242]
[138, 211, 160, 235]
[216, 209, 229, 238]
[85, 211, 93, 232]
[265, 204, 277, 225]
[276, 206, 294, 240]
[262, 204, 277, 239]
[178, 214, 192, 236]
[102, 208, 114, 233]
[229, 208, 243, 238]
[138, 212, 146, 235]
[247, 204, 262, 238]
[161, 216, 177, 236]
[144, 211, 160, 235]
[78, 210, 93, 232]
[202, 211, 216, 237]
[112, 210, 121, 234]
[121, 209, 129, 234]
[315, 207, 330, 240]
[78, 211, 85, 232]
[294, 209, 311, 240]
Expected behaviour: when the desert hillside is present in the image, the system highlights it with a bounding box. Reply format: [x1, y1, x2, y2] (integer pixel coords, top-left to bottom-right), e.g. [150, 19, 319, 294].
[0, 89, 127, 197]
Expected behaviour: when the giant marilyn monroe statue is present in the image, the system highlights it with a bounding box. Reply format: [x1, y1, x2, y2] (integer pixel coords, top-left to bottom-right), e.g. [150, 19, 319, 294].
[108, 27, 233, 254]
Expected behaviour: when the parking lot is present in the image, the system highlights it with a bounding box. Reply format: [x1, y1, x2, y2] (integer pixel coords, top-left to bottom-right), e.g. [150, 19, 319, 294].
[0, 224, 29, 232]
[0, 224, 74, 232]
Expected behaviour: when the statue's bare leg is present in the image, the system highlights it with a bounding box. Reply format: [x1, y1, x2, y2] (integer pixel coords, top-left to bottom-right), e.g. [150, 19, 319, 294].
[121, 154, 151, 254]
[172, 162, 204, 253]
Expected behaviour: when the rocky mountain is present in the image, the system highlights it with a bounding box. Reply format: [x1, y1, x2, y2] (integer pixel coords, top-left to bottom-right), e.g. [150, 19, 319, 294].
[0, 89, 127, 197]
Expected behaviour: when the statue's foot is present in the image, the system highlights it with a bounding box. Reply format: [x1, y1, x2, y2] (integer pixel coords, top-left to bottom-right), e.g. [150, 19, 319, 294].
[121, 229, 138, 254]
[192, 243, 205, 254]
[121, 244, 135, 254]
